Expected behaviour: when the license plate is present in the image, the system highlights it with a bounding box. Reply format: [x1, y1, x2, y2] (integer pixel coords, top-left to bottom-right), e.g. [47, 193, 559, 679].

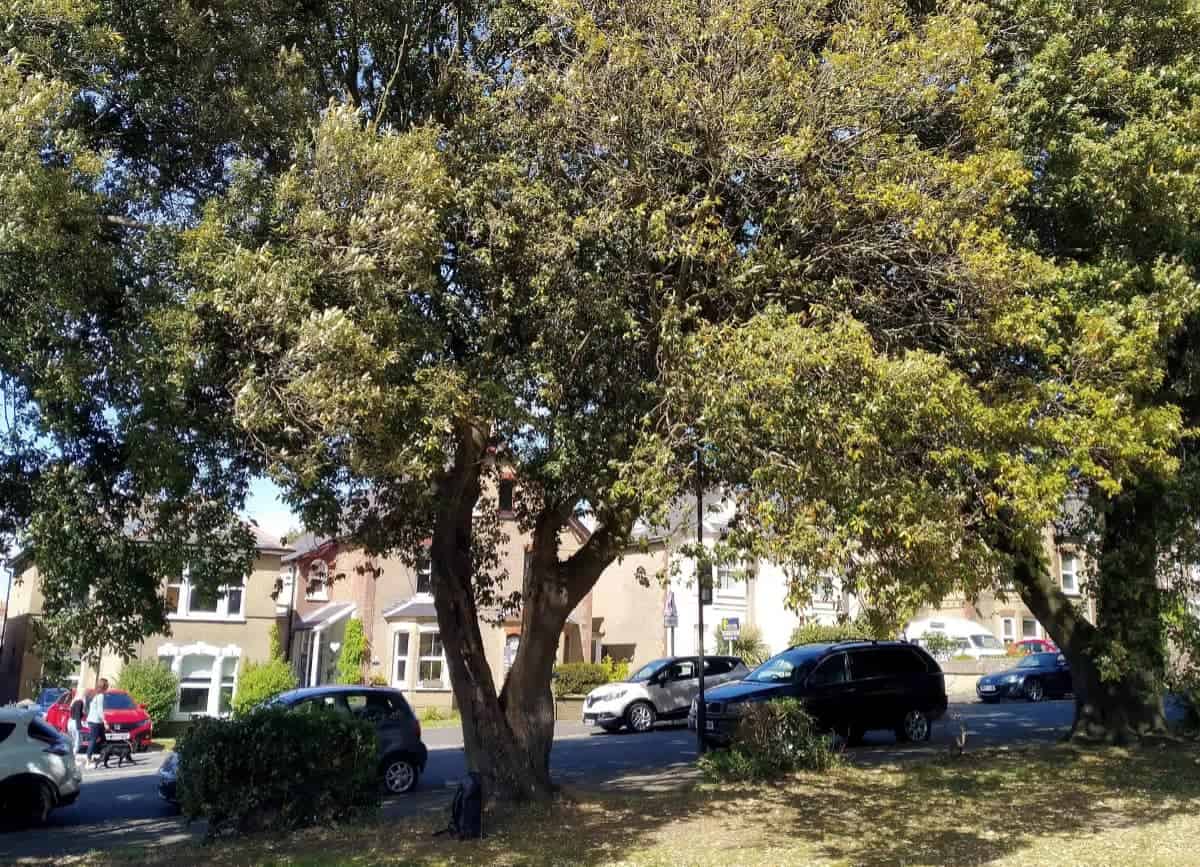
[705, 721, 715, 731]
[107, 732, 131, 741]
[979, 685, 996, 693]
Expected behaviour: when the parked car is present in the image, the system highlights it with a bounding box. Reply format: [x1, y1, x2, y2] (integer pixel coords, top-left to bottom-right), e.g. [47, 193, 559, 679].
[690, 641, 948, 746]
[905, 616, 1007, 660]
[45, 688, 154, 752]
[34, 687, 68, 716]
[0, 706, 82, 827]
[158, 685, 428, 805]
[1013, 638, 1057, 655]
[976, 652, 1072, 702]
[583, 656, 749, 733]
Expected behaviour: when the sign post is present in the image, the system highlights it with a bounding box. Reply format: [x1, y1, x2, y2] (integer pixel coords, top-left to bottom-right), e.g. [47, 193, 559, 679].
[663, 592, 678, 656]
[696, 450, 707, 756]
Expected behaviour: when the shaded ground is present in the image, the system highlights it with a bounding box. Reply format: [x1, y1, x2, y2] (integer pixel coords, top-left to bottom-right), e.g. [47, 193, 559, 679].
[59, 739, 1200, 867]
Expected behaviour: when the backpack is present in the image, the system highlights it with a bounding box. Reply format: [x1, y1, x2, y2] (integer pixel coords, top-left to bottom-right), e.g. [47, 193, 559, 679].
[434, 772, 483, 840]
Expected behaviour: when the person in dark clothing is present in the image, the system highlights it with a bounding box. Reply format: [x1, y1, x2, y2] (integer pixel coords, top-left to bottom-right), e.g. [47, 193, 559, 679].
[85, 678, 109, 768]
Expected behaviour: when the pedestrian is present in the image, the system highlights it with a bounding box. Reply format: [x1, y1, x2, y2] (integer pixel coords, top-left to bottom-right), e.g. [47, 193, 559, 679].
[67, 687, 87, 762]
[85, 678, 109, 769]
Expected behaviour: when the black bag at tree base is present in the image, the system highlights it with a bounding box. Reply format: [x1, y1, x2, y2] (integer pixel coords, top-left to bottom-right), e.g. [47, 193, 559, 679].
[435, 771, 483, 840]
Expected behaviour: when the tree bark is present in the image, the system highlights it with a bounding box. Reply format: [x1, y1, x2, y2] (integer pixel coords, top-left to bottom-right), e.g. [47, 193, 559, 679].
[429, 424, 627, 801]
[1002, 507, 1167, 744]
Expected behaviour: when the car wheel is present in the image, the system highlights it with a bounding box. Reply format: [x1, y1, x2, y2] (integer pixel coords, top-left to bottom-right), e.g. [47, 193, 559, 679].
[626, 701, 656, 733]
[382, 756, 419, 795]
[29, 780, 54, 826]
[896, 709, 932, 743]
[1024, 679, 1045, 703]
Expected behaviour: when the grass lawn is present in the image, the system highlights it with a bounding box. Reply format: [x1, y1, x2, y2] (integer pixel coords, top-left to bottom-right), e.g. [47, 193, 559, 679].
[76, 741, 1200, 867]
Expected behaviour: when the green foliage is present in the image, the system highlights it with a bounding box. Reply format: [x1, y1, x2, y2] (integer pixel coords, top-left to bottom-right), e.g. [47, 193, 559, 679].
[117, 659, 181, 727]
[268, 622, 283, 662]
[231, 658, 297, 717]
[699, 699, 839, 782]
[789, 621, 872, 648]
[553, 662, 621, 698]
[921, 634, 961, 661]
[368, 673, 389, 687]
[336, 618, 368, 685]
[599, 655, 630, 684]
[177, 707, 379, 835]
[419, 705, 454, 723]
[713, 624, 770, 667]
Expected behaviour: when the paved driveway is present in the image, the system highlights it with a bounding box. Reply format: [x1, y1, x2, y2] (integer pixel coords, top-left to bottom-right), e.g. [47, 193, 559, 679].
[1, 700, 1077, 862]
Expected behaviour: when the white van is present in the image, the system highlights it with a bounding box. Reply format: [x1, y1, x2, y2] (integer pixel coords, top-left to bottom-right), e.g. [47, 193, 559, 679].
[904, 617, 1007, 660]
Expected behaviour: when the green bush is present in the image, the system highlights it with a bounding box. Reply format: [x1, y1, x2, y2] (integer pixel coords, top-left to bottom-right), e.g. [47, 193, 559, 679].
[178, 707, 379, 835]
[714, 623, 770, 666]
[117, 659, 181, 727]
[231, 658, 298, 717]
[268, 622, 284, 661]
[553, 662, 610, 698]
[920, 633, 960, 660]
[336, 618, 369, 685]
[599, 655, 630, 683]
[698, 699, 839, 782]
[788, 620, 871, 647]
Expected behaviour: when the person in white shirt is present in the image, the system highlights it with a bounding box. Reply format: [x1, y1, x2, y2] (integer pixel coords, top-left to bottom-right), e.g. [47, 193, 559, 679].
[85, 678, 109, 768]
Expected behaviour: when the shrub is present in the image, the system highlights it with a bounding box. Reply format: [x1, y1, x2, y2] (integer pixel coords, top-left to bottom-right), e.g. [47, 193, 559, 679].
[920, 633, 960, 661]
[599, 655, 630, 683]
[178, 707, 379, 835]
[231, 658, 298, 717]
[699, 699, 839, 782]
[368, 672, 389, 687]
[268, 622, 284, 661]
[117, 659, 181, 727]
[336, 618, 369, 685]
[789, 620, 871, 647]
[714, 623, 770, 667]
[419, 705, 456, 722]
[552, 662, 610, 698]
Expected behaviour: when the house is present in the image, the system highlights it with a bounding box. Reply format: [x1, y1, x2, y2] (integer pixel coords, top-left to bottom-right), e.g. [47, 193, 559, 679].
[0, 525, 292, 716]
[911, 526, 1096, 643]
[280, 478, 599, 710]
[589, 492, 860, 667]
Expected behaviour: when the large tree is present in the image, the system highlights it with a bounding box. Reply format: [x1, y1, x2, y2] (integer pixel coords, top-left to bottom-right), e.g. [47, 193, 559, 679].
[981, 0, 1200, 740]
[3, 0, 1193, 800]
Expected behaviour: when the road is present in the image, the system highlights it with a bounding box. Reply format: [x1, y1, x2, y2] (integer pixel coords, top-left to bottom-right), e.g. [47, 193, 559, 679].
[1, 700, 1076, 862]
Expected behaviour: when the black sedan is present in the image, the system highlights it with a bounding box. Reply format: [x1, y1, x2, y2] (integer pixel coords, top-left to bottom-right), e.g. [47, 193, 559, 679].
[976, 652, 1072, 703]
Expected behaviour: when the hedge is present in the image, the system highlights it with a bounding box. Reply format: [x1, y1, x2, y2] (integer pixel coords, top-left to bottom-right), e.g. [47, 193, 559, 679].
[178, 706, 379, 835]
[117, 659, 181, 728]
[552, 656, 629, 698]
[231, 658, 298, 717]
[788, 621, 872, 647]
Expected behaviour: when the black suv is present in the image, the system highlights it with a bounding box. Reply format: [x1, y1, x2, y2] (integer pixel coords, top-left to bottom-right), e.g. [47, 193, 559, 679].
[690, 641, 947, 746]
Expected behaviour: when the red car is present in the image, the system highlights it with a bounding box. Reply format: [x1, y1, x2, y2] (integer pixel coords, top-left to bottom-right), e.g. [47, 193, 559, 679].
[1014, 638, 1057, 655]
[45, 689, 154, 753]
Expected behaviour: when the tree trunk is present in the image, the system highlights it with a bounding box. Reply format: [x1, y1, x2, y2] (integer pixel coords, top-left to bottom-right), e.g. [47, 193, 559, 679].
[428, 425, 625, 801]
[1003, 509, 1167, 744]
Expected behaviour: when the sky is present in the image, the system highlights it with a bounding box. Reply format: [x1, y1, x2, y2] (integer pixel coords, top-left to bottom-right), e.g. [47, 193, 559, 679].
[241, 477, 300, 544]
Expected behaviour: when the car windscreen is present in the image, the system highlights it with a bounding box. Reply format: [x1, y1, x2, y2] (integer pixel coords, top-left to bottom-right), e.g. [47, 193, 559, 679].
[971, 634, 1004, 650]
[1017, 653, 1052, 669]
[745, 649, 820, 683]
[629, 659, 671, 681]
[103, 693, 137, 710]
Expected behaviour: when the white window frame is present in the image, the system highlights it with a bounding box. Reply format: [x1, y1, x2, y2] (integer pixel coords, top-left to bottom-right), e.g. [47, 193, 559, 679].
[714, 563, 747, 601]
[1061, 553, 1080, 595]
[1002, 618, 1015, 641]
[415, 555, 433, 597]
[306, 560, 330, 602]
[166, 570, 246, 622]
[416, 626, 448, 690]
[276, 567, 296, 615]
[1022, 618, 1039, 639]
[392, 629, 410, 689]
[157, 642, 241, 720]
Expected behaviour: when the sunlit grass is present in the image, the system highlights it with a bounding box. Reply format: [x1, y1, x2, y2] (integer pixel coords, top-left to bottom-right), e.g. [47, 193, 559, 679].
[67, 740, 1200, 867]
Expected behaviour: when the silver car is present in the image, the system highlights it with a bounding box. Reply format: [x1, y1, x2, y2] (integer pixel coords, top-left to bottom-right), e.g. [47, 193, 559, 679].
[583, 656, 750, 733]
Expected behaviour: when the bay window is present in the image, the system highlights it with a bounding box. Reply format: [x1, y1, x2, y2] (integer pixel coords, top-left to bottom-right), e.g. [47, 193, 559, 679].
[158, 643, 242, 719]
[393, 632, 410, 686]
[418, 631, 446, 689]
